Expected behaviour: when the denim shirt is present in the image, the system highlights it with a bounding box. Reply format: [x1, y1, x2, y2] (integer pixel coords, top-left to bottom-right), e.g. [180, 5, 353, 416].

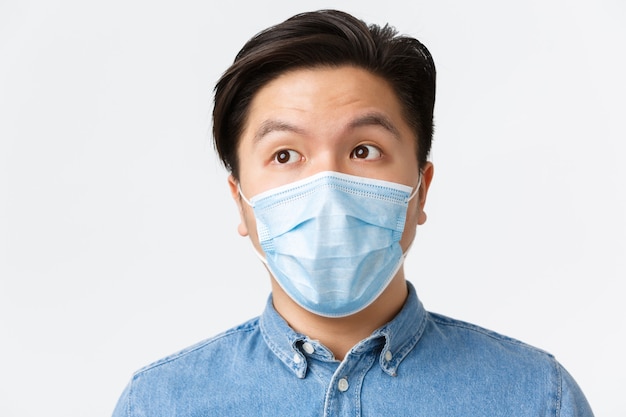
[112, 283, 593, 416]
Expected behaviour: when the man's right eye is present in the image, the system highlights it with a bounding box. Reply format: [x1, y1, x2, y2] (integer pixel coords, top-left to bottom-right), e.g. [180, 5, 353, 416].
[273, 149, 301, 164]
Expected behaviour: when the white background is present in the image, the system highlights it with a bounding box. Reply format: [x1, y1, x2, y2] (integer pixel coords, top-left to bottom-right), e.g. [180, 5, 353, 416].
[1, 0, 624, 416]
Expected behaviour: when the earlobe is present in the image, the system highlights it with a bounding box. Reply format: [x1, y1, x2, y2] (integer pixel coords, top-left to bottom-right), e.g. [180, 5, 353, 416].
[227, 175, 250, 237]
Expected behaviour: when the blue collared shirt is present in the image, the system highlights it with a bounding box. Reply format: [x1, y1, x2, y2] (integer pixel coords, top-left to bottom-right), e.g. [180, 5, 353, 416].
[112, 283, 593, 416]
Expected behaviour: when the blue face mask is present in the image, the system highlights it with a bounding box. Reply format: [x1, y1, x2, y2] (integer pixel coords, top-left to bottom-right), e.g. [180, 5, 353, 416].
[239, 171, 420, 318]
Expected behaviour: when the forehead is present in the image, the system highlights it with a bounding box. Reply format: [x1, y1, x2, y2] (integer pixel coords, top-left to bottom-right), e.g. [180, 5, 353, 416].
[242, 66, 410, 136]
[254, 65, 398, 105]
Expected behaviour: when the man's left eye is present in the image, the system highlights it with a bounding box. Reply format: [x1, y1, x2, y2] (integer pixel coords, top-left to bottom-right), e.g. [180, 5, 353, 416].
[350, 144, 382, 160]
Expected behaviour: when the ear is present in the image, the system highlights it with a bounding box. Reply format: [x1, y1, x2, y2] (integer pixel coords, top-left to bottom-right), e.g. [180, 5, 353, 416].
[227, 175, 250, 237]
[417, 162, 434, 225]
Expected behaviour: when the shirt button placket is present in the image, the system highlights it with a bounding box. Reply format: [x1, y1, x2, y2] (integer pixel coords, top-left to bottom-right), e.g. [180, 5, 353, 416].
[323, 353, 375, 416]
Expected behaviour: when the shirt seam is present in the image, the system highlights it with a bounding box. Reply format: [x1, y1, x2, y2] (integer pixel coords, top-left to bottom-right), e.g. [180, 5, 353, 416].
[126, 380, 132, 417]
[554, 356, 563, 417]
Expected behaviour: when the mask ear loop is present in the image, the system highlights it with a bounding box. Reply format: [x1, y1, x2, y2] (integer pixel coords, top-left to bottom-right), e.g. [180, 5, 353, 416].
[251, 246, 269, 265]
[237, 182, 254, 207]
[407, 171, 423, 202]
[403, 170, 424, 258]
[236, 182, 268, 263]
[402, 239, 415, 258]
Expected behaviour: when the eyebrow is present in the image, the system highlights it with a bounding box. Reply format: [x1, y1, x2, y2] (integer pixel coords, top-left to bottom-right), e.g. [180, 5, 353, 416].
[253, 120, 305, 143]
[252, 112, 401, 144]
[348, 112, 401, 140]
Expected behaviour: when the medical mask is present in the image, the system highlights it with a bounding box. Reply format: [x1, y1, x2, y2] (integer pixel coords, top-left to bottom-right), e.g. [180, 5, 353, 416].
[239, 171, 420, 318]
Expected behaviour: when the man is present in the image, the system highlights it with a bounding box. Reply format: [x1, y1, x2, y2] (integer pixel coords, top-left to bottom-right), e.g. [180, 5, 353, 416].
[113, 10, 593, 416]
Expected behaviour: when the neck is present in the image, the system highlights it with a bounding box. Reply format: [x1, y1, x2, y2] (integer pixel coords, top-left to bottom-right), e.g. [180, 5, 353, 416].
[270, 271, 409, 361]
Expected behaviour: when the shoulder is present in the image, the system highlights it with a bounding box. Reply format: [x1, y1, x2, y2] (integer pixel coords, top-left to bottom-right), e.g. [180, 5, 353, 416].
[134, 316, 261, 377]
[112, 317, 263, 417]
[414, 311, 560, 388]
[128, 317, 263, 396]
[140, 317, 259, 375]
[425, 311, 553, 359]
[405, 312, 594, 415]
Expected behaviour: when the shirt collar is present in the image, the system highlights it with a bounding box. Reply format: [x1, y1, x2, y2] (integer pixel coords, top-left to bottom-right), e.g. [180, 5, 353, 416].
[259, 281, 427, 379]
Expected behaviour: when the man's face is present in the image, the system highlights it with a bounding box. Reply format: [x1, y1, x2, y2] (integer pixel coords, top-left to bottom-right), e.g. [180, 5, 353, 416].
[229, 65, 433, 257]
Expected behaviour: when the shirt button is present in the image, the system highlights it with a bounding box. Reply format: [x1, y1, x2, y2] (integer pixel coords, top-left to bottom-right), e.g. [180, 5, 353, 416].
[302, 342, 315, 354]
[337, 377, 349, 392]
[293, 353, 302, 364]
[385, 350, 393, 361]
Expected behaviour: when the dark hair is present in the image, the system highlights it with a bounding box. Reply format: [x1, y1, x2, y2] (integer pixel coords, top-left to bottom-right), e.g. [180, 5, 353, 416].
[212, 9, 436, 179]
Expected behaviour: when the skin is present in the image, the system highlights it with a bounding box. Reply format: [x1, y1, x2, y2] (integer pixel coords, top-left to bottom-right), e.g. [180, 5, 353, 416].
[228, 66, 434, 360]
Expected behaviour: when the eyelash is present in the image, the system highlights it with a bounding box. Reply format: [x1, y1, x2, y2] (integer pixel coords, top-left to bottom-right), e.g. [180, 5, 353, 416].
[272, 144, 383, 165]
[273, 149, 301, 164]
[351, 144, 382, 160]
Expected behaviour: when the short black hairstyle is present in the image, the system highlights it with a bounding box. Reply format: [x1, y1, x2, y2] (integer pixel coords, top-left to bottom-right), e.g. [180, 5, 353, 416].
[213, 9, 436, 179]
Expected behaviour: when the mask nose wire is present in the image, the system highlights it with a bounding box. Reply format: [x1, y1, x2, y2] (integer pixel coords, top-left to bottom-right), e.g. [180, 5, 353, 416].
[240, 173, 422, 205]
